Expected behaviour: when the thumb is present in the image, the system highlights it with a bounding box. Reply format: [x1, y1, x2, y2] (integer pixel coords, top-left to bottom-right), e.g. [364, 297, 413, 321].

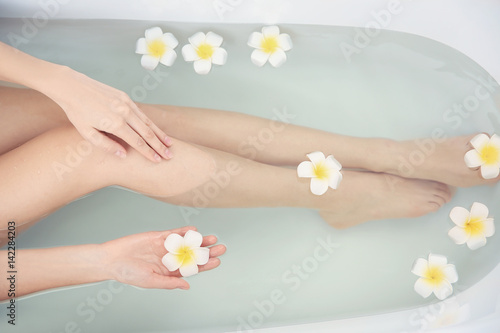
[84, 128, 127, 158]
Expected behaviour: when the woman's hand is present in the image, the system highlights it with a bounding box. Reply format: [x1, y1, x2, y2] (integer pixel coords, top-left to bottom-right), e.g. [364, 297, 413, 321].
[47, 67, 173, 162]
[101, 226, 226, 290]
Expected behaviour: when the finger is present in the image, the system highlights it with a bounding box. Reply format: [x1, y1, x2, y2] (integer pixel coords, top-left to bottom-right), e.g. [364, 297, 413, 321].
[127, 112, 172, 160]
[84, 128, 127, 158]
[114, 124, 162, 163]
[198, 258, 221, 273]
[148, 274, 190, 290]
[209, 244, 227, 258]
[132, 104, 172, 147]
[159, 226, 197, 239]
[201, 235, 217, 247]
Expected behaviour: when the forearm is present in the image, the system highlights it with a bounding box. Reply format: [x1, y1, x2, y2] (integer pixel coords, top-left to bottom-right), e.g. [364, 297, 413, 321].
[0, 41, 68, 95]
[0, 244, 109, 300]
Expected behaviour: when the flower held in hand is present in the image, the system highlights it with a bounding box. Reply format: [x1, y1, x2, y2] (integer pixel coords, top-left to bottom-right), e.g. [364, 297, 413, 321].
[297, 151, 343, 195]
[162, 230, 210, 277]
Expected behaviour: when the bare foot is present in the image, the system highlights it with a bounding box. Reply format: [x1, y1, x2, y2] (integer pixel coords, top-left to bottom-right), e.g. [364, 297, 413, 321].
[385, 134, 500, 187]
[319, 171, 452, 229]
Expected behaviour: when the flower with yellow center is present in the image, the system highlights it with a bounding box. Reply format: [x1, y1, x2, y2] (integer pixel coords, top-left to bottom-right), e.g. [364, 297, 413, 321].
[448, 202, 495, 250]
[297, 151, 343, 195]
[181, 32, 227, 75]
[464, 133, 500, 179]
[411, 254, 458, 300]
[161, 230, 210, 277]
[135, 27, 178, 70]
[248, 26, 293, 67]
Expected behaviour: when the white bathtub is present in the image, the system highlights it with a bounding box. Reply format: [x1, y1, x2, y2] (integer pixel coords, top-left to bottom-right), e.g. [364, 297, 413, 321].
[0, 1, 499, 332]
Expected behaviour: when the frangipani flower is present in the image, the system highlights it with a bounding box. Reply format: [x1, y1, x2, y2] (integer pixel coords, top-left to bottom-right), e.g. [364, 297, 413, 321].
[297, 152, 343, 195]
[182, 32, 227, 75]
[448, 202, 495, 250]
[464, 133, 500, 179]
[247, 26, 292, 67]
[161, 230, 209, 277]
[135, 27, 178, 70]
[411, 254, 458, 300]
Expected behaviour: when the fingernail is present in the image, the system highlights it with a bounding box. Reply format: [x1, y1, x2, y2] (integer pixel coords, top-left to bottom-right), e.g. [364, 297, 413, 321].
[154, 153, 161, 162]
[165, 136, 172, 145]
[165, 149, 173, 159]
[115, 150, 126, 158]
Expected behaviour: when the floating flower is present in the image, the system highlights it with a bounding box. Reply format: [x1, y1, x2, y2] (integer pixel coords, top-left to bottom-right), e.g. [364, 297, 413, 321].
[247, 25, 292, 67]
[161, 230, 209, 277]
[464, 133, 500, 179]
[411, 254, 458, 300]
[297, 152, 342, 195]
[181, 32, 227, 75]
[135, 27, 179, 70]
[448, 202, 495, 250]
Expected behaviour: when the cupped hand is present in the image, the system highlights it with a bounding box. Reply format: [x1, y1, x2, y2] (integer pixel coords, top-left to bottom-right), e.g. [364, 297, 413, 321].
[50, 67, 172, 162]
[101, 226, 226, 290]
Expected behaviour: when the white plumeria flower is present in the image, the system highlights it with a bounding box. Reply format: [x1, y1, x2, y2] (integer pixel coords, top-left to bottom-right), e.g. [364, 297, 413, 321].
[448, 202, 495, 250]
[181, 32, 227, 75]
[464, 133, 500, 179]
[135, 27, 178, 70]
[411, 254, 458, 301]
[297, 152, 342, 196]
[247, 25, 292, 67]
[161, 230, 210, 277]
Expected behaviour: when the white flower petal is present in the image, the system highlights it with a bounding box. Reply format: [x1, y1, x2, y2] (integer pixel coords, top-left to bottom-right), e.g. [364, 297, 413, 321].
[211, 47, 227, 65]
[179, 262, 199, 277]
[183, 230, 203, 248]
[449, 206, 470, 227]
[434, 280, 453, 300]
[164, 233, 184, 254]
[193, 247, 210, 265]
[470, 202, 489, 219]
[411, 258, 429, 277]
[310, 177, 329, 196]
[443, 265, 458, 283]
[483, 218, 495, 237]
[466, 234, 487, 250]
[268, 48, 287, 67]
[448, 226, 469, 244]
[193, 59, 212, 75]
[162, 253, 182, 272]
[248, 32, 263, 48]
[135, 37, 148, 54]
[162, 32, 178, 49]
[464, 149, 483, 168]
[182, 44, 199, 62]
[159, 49, 177, 67]
[262, 25, 280, 38]
[489, 133, 500, 148]
[428, 253, 448, 266]
[145, 26, 163, 43]
[205, 31, 223, 47]
[470, 133, 490, 151]
[277, 33, 293, 51]
[306, 151, 326, 166]
[141, 54, 160, 70]
[188, 31, 206, 48]
[325, 155, 342, 171]
[480, 164, 500, 179]
[414, 278, 434, 298]
[328, 171, 342, 190]
[297, 161, 315, 178]
[250, 49, 270, 67]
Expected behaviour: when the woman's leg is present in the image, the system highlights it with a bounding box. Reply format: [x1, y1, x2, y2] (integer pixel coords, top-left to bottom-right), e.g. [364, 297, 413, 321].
[0, 124, 451, 236]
